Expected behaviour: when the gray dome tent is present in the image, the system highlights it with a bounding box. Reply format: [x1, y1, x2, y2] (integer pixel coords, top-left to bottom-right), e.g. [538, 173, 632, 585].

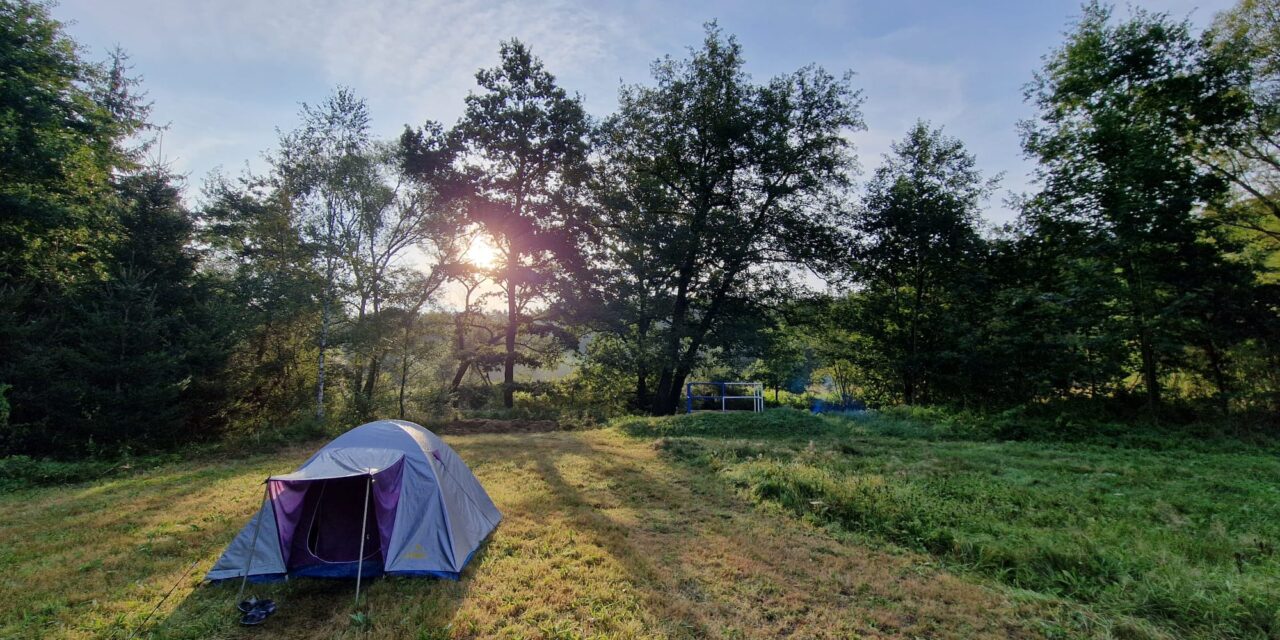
[207, 420, 500, 589]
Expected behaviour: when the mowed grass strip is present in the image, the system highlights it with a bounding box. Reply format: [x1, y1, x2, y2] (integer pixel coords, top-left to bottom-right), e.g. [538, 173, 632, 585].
[0, 428, 1038, 639]
[619, 410, 1280, 639]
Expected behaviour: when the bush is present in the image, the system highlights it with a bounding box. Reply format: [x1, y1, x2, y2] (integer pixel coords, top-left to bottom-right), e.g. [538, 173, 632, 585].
[841, 403, 1280, 453]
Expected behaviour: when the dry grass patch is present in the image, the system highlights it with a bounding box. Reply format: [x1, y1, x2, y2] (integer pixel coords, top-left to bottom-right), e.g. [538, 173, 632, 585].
[0, 429, 1041, 639]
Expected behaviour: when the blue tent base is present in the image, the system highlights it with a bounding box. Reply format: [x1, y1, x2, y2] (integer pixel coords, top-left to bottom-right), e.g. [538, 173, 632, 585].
[208, 568, 462, 584]
[207, 545, 486, 584]
[208, 572, 287, 585]
[291, 559, 385, 579]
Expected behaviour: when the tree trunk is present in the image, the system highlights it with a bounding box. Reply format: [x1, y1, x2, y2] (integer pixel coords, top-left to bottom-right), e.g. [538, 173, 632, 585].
[635, 317, 650, 410]
[652, 248, 697, 415]
[316, 298, 330, 421]
[449, 294, 470, 407]
[1126, 258, 1160, 417]
[398, 350, 409, 420]
[652, 368, 677, 415]
[397, 322, 411, 420]
[449, 361, 469, 396]
[361, 356, 380, 416]
[503, 267, 517, 409]
[666, 362, 695, 415]
[652, 355, 697, 416]
[1138, 325, 1161, 416]
[905, 267, 925, 406]
[652, 264, 738, 416]
[636, 366, 649, 412]
[1204, 337, 1230, 416]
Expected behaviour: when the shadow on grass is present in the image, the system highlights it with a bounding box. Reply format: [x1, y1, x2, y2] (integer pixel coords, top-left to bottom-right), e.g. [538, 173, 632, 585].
[474, 431, 1033, 639]
[154, 552, 482, 640]
[526, 446, 716, 637]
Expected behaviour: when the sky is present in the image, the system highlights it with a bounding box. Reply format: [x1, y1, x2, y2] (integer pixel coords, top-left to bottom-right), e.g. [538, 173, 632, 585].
[56, 0, 1234, 226]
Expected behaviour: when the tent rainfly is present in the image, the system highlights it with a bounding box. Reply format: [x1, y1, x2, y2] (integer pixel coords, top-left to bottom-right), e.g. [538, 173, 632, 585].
[207, 419, 500, 598]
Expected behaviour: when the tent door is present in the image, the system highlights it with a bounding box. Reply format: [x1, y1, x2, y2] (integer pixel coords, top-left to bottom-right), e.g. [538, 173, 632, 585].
[302, 476, 382, 564]
[270, 457, 405, 577]
[293, 473, 381, 568]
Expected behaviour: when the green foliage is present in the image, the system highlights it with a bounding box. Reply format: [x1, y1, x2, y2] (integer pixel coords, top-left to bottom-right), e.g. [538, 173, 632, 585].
[1205, 0, 1280, 248]
[0, 411, 331, 492]
[198, 175, 323, 433]
[349, 611, 372, 629]
[0, 384, 8, 430]
[595, 23, 864, 415]
[615, 409, 833, 440]
[627, 409, 1280, 639]
[0, 455, 116, 491]
[1022, 2, 1269, 414]
[852, 404, 1279, 452]
[0, 1, 146, 288]
[743, 324, 813, 401]
[408, 39, 592, 409]
[0, 450, 191, 492]
[4, 0, 1279, 457]
[832, 121, 995, 405]
[791, 2, 1280, 418]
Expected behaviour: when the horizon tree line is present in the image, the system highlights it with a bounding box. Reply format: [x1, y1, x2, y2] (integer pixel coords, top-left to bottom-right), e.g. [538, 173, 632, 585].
[1, 0, 1277, 457]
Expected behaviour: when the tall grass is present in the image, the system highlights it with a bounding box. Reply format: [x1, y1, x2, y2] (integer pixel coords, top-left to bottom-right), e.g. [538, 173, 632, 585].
[619, 409, 1280, 639]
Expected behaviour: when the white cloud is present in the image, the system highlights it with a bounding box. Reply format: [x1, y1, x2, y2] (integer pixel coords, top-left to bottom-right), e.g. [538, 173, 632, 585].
[63, 0, 654, 188]
[57, 0, 1237, 226]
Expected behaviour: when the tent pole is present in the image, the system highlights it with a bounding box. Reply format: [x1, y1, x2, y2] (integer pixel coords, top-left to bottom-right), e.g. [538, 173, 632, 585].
[354, 474, 372, 607]
[236, 481, 270, 603]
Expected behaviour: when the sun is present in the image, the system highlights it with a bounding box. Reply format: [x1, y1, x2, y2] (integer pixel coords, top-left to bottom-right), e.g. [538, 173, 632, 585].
[464, 235, 500, 270]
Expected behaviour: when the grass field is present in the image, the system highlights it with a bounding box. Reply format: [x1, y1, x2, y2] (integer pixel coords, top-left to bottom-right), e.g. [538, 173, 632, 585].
[620, 410, 1280, 639]
[1, 411, 1276, 639]
[1, 426, 1043, 639]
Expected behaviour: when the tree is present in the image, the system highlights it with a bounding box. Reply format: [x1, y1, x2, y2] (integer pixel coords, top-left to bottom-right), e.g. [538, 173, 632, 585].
[273, 88, 373, 420]
[599, 24, 864, 414]
[589, 135, 681, 411]
[343, 142, 460, 418]
[441, 40, 592, 408]
[0, 1, 223, 455]
[845, 121, 995, 405]
[744, 323, 811, 403]
[1023, 2, 1254, 414]
[949, 211, 1135, 407]
[0, 1, 147, 290]
[1204, 0, 1280, 244]
[198, 172, 324, 430]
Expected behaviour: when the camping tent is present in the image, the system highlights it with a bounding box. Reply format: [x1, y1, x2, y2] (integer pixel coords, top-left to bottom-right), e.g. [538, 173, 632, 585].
[207, 419, 500, 587]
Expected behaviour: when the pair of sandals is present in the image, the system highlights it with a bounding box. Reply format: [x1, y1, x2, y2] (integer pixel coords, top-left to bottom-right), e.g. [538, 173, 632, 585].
[237, 596, 278, 626]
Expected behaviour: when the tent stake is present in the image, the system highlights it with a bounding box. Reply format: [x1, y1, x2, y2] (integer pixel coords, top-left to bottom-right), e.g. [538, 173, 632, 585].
[354, 474, 372, 607]
[236, 481, 270, 604]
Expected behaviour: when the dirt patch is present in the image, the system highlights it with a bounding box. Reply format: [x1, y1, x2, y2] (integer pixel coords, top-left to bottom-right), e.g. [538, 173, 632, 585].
[432, 418, 561, 435]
